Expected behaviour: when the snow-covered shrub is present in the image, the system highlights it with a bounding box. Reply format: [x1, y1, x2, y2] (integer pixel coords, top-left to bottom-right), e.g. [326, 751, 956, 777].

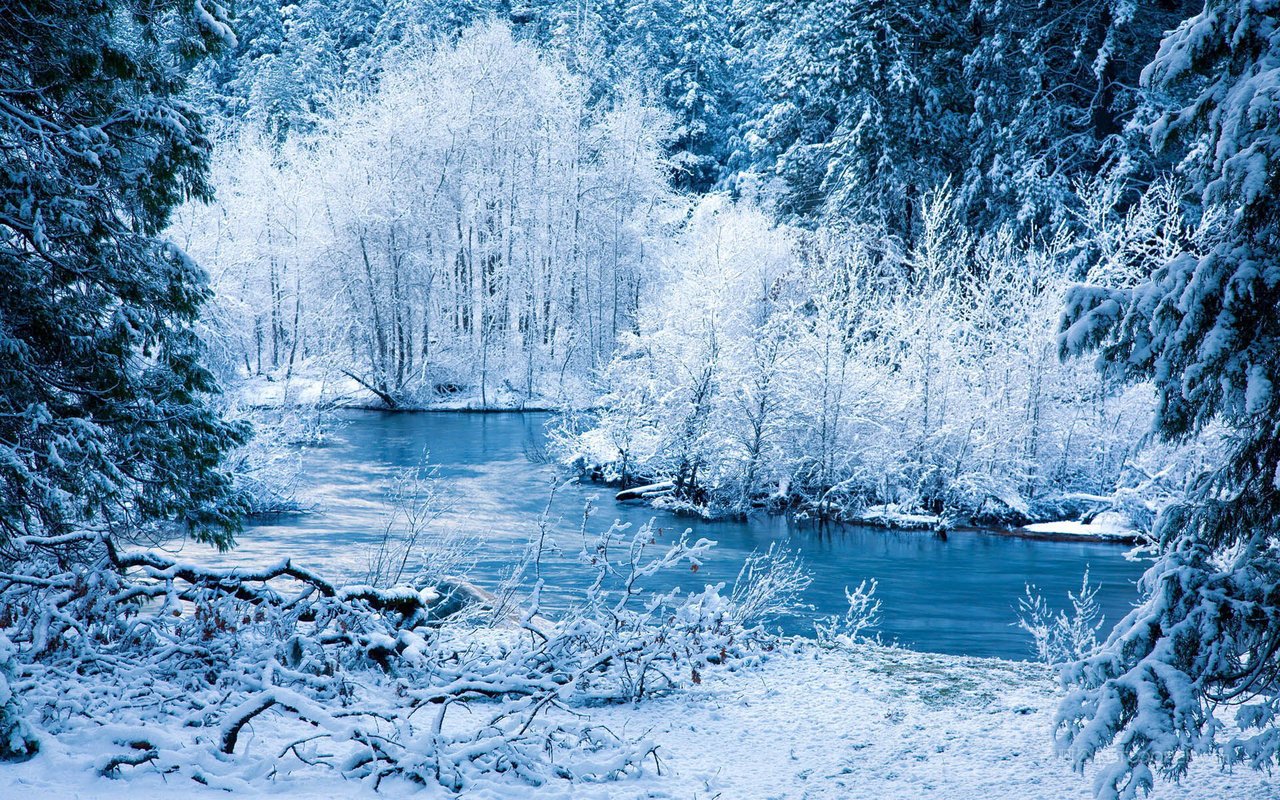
[814, 580, 881, 649]
[728, 543, 812, 627]
[0, 518, 771, 792]
[1100, 426, 1227, 538]
[526, 518, 773, 700]
[1017, 570, 1105, 665]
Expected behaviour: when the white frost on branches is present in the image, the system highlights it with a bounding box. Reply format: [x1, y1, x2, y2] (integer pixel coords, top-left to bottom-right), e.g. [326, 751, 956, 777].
[0, 516, 794, 792]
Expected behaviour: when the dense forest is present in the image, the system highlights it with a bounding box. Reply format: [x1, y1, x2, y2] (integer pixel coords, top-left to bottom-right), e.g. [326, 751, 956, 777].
[180, 1, 1218, 523]
[3, 2, 1280, 799]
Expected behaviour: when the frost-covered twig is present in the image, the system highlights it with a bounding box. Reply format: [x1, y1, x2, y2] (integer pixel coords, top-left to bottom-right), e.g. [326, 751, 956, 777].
[814, 580, 881, 648]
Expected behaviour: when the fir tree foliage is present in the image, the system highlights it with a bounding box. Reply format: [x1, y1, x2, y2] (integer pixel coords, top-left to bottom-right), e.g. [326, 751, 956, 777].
[195, 0, 493, 134]
[734, 0, 1195, 233]
[0, 0, 247, 548]
[1057, 2, 1280, 796]
[737, 0, 970, 229]
[961, 0, 1195, 226]
[621, 0, 735, 190]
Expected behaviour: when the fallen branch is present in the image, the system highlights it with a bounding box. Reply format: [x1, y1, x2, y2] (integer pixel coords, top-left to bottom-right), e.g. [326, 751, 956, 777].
[340, 369, 398, 409]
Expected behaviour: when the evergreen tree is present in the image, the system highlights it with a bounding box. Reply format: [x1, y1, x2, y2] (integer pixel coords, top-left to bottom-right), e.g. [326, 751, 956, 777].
[1057, 3, 1280, 796]
[248, 0, 343, 137]
[0, 0, 248, 549]
[737, 0, 970, 235]
[515, 0, 624, 101]
[198, 0, 498, 133]
[0, 633, 36, 762]
[618, 0, 734, 191]
[962, 0, 1195, 227]
[191, 0, 285, 120]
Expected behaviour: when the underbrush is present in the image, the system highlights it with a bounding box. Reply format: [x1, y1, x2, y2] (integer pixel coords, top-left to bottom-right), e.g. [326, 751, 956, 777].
[0, 518, 796, 792]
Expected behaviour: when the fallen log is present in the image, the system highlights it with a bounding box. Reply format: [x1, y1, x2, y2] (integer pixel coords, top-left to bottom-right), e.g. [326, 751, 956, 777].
[615, 481, 675, 502]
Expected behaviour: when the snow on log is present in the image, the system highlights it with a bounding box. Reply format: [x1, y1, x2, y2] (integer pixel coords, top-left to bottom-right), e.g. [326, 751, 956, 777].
[615, 481, 675, 502]
[1018, 512, 1140, 542]
[856, 505, 941, 530]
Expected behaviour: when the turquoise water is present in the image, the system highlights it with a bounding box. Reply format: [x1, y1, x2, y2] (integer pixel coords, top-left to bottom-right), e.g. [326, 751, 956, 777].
[219, 410, 1146, 660]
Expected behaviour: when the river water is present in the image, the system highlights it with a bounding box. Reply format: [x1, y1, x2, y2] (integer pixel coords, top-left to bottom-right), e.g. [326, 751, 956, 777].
[203, 410, 1146, 660]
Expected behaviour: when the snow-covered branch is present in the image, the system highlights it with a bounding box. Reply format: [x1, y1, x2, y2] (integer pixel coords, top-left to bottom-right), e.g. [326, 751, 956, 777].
[0, 515, 776, 792]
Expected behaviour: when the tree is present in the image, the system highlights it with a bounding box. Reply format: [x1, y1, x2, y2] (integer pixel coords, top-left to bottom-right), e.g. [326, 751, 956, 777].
[962, 0, 1196, 227]
[180, 23, 673, 408]
[614, 0, 735, 191]
[735, 0, 971, 234]
[192, 0, 496, 135]
[246, 0, 343, 138]
[0, 633, 36, 761]
[1056, 3, 1280, 796]
[0, 0, 247, 549]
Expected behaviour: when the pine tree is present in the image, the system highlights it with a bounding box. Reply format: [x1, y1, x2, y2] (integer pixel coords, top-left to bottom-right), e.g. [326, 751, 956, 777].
[737, 0, 970, 235]
[190, 0, 285, 121]
[962, 0, 1195, 227]
[624, 0, 734, 191]
[1056, 3, 1280, 796]
[0, 0, 248, 549]
[252, 0, 343, 137]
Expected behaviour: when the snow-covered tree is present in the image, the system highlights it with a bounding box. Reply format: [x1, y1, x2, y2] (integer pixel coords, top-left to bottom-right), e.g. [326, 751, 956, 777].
[562, 188, 1156, 522]
[1055, 3, 1280, 795]
[731, 0, 1195, 234]
[961, 0, 1196, 226]
[0, 0, 247, 548]
[0, 634, 36, 762]
[615, 0, 736, 190]
[178, 23, 674, 408]
[194, 0, 496, 134]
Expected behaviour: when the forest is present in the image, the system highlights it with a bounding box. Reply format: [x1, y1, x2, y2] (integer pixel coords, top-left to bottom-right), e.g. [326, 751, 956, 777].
[177, 2, 1228, 526]
[2, 1, 1279, 799]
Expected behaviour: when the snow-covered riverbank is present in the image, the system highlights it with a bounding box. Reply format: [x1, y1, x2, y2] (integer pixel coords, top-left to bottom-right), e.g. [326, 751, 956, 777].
[4, 640, 1268, 800]
[237, 377, 1146, 545]
[234, 370, 563, 413]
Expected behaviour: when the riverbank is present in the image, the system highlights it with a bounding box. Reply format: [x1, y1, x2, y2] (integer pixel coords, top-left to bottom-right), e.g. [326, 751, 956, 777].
[611, 484, 1143, 544]
[238, 378, 1145, 546]
[233, 369, 566, 413]
[3, 638, 1267, 799]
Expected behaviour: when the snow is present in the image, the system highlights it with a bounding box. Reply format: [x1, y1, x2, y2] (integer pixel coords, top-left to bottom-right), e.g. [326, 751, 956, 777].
[235, 370, 561, 412]
[858, 504, 942, 529]
[2, 640, 1268, 799]
[616, 481, 676, 501]
[1245, 363, 1272, 414]
[1021, 513, 1139, 540]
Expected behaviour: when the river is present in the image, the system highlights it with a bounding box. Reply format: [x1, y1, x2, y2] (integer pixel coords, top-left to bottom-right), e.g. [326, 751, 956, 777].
[198, 410, 1146, 660]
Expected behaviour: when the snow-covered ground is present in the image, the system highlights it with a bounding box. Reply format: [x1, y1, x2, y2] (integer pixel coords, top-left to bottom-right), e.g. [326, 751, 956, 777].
[4, 640, 1268, 800]
[1020, 512, 1140, 542]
